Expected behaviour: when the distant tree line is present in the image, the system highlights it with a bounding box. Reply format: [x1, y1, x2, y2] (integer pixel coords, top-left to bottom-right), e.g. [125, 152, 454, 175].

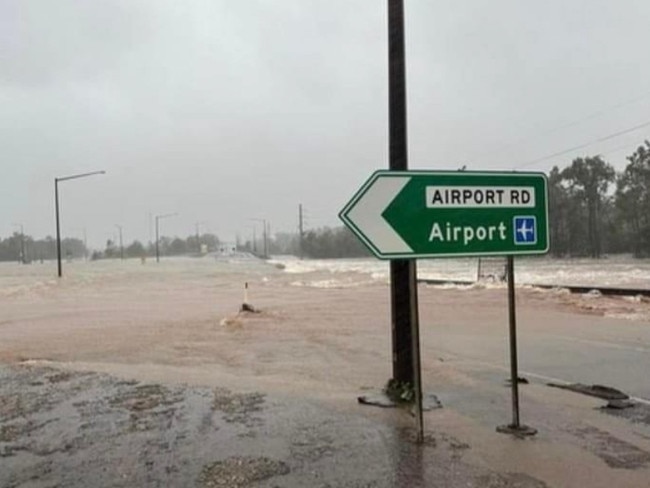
[299, 227, 370, 258]
[0, 233, 223, 262]
[100, 233, 222, 260]
[3, 141, 649, 261]
[236, 227, 370, 259]
[549, 141, 650, 257]
[0, 234, 86, 263]
[238, 227, 370, 259]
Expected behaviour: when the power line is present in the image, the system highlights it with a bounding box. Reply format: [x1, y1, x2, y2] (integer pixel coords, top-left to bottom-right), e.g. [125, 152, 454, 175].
[597, 140, 647, 159]
[467, 89, 650, 163]
[514, 119, 650, 170]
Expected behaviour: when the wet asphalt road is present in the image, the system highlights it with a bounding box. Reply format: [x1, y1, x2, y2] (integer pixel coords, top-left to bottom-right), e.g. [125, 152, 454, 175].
[0, 364, 553, 488]
[419, 294, 650, 401]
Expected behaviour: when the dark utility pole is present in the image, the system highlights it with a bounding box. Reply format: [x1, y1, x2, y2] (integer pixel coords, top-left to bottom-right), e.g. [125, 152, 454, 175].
[83, 228, 88, 261]
[298, 204, 304, 259]
[116, 225, 124, 260]
[14, 223, 25, 264]
[155, 217, 160, 262]
[388, 0, 416, 385]
[251, 218, 267, 258]
[20, 229, 25, 263]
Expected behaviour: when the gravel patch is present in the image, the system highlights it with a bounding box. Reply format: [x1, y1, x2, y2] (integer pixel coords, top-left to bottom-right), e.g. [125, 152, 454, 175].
[198, 456, 290, 487]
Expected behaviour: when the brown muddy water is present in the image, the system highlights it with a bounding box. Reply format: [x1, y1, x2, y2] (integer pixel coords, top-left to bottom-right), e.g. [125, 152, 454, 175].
[1, 257, 650, 487]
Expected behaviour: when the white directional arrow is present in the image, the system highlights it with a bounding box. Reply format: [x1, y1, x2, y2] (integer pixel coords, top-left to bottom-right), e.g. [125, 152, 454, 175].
[341, 175, 412, 255]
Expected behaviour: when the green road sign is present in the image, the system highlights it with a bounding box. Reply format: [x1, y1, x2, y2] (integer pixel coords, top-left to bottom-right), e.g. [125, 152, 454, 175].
[339, 170, 549, 259]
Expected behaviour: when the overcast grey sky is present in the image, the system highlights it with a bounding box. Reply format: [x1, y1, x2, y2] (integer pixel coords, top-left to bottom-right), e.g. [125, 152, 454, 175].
[2, 0, 650, 248]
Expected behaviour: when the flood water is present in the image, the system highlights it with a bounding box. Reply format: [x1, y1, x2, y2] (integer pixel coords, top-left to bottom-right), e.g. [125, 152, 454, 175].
[1, 255, 650, 487]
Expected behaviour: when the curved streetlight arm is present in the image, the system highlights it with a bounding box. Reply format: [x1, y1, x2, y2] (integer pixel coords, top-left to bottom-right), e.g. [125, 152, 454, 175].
[57, 170, 106, 183]
[55, 170, 106, 277]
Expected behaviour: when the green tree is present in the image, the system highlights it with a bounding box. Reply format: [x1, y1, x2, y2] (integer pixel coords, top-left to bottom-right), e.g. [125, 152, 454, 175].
[302, 227, 370, 258]
[561, 156, 615, 257]
[126, 240, 146, 258]
[270, 232, 299, 255]
[199, 233, 220, 252]
[168, 237, 187, 255]
[616, 141, 650, 256]
[547, 166, 571, 256]
[105, 239, 117, 258]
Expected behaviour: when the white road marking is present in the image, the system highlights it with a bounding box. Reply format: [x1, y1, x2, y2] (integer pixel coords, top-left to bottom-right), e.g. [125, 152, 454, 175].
[519, 369, 650, 406]
[443, 355, 650, 406]
[546, 335, 650, 353]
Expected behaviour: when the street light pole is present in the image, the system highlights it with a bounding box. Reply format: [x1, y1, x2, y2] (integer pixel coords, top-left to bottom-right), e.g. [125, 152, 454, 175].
[55, 180, 61, 275]
[251, 218, 267, 258]
[13, 223, 25, 264]
[155, 217, 160, 262]
[115, 225, 123, 260]
[83, 227, 88, 261]
[265, 221, 270, 257]
[155, 213, 176, 263]
[195, 221, 206, 254]
[55, 170, 105, 277]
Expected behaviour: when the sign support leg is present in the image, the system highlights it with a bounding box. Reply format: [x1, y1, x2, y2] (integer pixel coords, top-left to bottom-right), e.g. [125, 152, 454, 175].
[408, 260, 424, 442]
[507, 255, 521, 427]
[497, 256, 537, 436]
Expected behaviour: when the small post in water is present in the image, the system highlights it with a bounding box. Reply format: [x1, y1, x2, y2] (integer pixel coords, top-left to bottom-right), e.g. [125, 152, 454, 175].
[497, 256, 537, 436]
[240, 282, 257, 313]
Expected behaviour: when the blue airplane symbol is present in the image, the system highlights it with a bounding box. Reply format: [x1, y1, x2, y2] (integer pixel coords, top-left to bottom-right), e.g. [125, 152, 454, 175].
[517, 220, 534, 241]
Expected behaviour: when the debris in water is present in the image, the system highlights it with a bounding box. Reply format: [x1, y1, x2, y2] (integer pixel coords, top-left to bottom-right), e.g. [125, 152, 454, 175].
[547, 383, 629, 400]
[505, 376, 529, 385]
[358, 390, 442, 411]
[602, 399, 635, 410]
[220, 316, 243, 327]
[584, 289, 602, 298]
[240, 302, 259, 313]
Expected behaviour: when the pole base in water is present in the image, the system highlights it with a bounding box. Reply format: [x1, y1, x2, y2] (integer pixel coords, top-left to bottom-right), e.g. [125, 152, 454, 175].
[240, 303, 260, 313]
[496, 424, 537, 437]
[357, 391, 442, 410]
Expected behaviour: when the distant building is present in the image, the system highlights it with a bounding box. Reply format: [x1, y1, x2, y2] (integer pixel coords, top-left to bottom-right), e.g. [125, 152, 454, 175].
[217, 242, 237, 256]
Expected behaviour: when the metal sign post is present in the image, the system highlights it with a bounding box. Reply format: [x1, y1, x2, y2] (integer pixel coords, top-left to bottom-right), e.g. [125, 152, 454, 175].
[408, 260, 424, 442]
[497, 256, 537, 437]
